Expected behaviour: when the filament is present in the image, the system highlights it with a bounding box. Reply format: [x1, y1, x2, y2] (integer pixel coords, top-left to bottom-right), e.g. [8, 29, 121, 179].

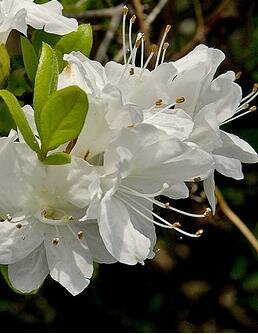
[155, 25, 171, 69]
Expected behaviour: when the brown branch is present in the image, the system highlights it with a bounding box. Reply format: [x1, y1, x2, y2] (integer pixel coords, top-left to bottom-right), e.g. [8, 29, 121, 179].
[133, 0, 151, 52]
[215, 187, 258, 253]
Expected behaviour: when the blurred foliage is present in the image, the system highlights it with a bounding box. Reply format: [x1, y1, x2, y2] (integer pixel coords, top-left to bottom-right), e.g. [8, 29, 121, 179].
[1, 0, 258, 332]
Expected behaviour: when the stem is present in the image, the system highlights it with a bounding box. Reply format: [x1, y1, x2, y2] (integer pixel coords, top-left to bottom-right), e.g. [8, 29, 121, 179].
[215, 187, 258, 253]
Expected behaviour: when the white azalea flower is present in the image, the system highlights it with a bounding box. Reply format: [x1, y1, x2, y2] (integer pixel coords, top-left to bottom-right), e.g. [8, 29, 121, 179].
[0, 139, 115, 295]
[88, 124, 213, 265]
[0, 0, 78, 43]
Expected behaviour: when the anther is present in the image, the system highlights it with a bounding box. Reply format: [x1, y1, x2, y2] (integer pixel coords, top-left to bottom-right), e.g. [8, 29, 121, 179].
[235, 71, 242, 80]
[165, 24, 171, 33]
[6, 214, 12, 222]
[241, 103, 249, 110]
[250, 105, 257, 112]
[128, 124, 134, 128]
[123, 5, 128, 15]
[176, 97, 185, 104]
[52, 238, 60, 246]
[151, 44, 158, 53]
[165, 202, 170, 208]
[130, 14, 136, 23]
[252, 83, 258, 92]
[195, 229, 204, 237]
[204, 208, 211, 217]
[163, 42, 169, 50]
[171, 222, 181, 228]
[155, 99, 163, 106]
[22, 236, 26, 240]
[77, 231, 84, 240]
[130, 67, 135, 75]
[16, 223, 22, 229]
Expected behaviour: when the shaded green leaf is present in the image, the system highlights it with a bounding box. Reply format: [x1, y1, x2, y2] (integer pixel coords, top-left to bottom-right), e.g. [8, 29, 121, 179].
[43, 152, 71, 165]
[0, 44, 10, 88]
[39, 85, 88, 156]
[0, 89, 40, 153]
[20, 36, 39, 83]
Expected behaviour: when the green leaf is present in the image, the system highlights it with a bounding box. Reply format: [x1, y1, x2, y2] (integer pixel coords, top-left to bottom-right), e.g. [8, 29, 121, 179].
[32, 30, 61, 55]
[43, 152, 71, 165]
[0, 44, 10, 88]
[0, 89, 40, 153]
[0, 264, 38, 295]
[39, 85, 88, 157]
[33, 43, 59, 129]
[55, 24, 93, 57]
[20, 36, 39, 83]
[0, 101, 16, 136]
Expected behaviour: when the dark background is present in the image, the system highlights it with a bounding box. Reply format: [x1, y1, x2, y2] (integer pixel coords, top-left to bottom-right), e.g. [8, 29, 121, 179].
[0, 0, 258, 332]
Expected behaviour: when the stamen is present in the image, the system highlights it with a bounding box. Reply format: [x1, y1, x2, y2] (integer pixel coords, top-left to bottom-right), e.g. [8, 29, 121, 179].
[16, 223, 22, 229]
[130, 68, 135, 75]
[132, 33, 142, 66]
[235, 71, 242, 80]
[176, 96, 185, 104]
[52, 238, 59, 246]
[236, 103, 249, 113]
[120, 183, 169, 198]
[129, 15, 136, 57]
[141, 34, 145, 69]
[6, 213, 12, 221]
[240, 83, 258, 104]
[139, 44, 157, 79]
[155, 99, 163, 106]
[77, 231, 84, 240]
[122, 5, 129, 65]
[221, 105, 257, 125]
[119, 193, 203, 238]
[120, 185, 211, 219]
[155, 25, 171, 69]
[161, 42, 169, 64]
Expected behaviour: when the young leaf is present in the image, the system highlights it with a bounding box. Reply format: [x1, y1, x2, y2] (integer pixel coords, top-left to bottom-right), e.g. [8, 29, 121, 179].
[33, 42, 59, 129]
[0, 264, 38, 295]
[0, 44, 10, 88]
[43, 152, 71, 165]
[39, 85, 88, 156]
[0, 90, 40, 153]
[20, 36, 39, 83]
[55, 24, 93, 57]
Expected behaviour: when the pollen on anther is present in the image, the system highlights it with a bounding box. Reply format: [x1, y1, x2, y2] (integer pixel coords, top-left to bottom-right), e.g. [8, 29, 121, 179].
[6, 214, 12, 221]
[52, 238, 60, 246]
[204, 208, 212, 217]
[130, 68, 135, 75]
[165, 202, 170, 208]
[176, 97, 185, 104]
[131, 14, 136, 23]
[77, 231, 84, 240]
[195, 229, 204, 237]
[16, 223, 22, 229]
[235, 71, 242, 80]
[163, 42, 169, 50]
[155, 99, 163, 106]
[250, 105, 257, 112]
[172, 222, 181, 228]
[123, 5, 128, 15]
[165, 25, 172, 33]
[252, 83, 258, 92]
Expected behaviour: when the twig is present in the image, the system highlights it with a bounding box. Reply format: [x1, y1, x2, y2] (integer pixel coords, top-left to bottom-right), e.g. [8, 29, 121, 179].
[95, 10, 122, 62]
[64, 5, 123, 19]
[215, 187, 258, 253]
[145, 0, 168, 27]
[133, 0, 151, 52]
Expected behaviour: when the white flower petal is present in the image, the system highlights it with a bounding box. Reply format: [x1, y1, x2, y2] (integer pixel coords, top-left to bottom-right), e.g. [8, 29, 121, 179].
[0, 218, 44, 264]
[203, 174, 216, 214]
[214, 154, 243, 179]
[8, 244, 49, 293]
[83, 222, 116, 264]
[99, 194, 152, 265]
[215, 131, 258, 163]
[45, 227, 93, 296]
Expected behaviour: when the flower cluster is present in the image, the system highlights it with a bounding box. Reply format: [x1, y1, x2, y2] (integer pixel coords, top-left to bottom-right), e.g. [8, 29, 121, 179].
[0, 3, 257, 295]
